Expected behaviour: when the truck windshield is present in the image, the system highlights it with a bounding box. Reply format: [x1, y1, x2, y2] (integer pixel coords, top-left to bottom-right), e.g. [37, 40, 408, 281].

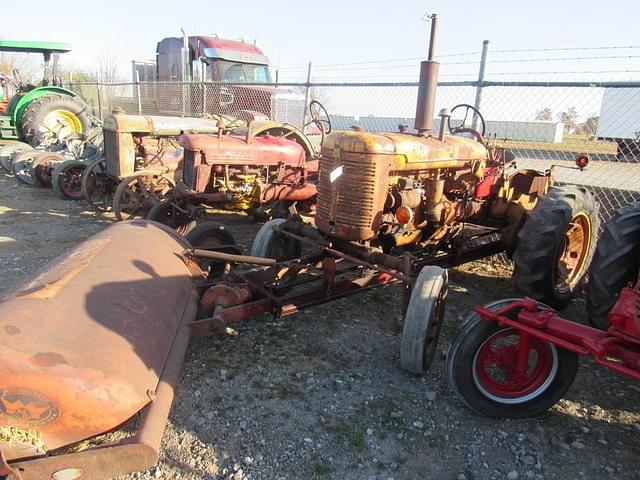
[212, 60, 272, 83]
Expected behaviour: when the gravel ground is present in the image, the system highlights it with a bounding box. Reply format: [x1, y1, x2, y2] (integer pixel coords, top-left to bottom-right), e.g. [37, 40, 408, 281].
[2, 170, 640, 480]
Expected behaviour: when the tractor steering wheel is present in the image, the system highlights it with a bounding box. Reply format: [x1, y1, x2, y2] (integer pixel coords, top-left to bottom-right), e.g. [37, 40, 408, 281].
[308, 100, 332, 134]
[448, 104, 486, 141]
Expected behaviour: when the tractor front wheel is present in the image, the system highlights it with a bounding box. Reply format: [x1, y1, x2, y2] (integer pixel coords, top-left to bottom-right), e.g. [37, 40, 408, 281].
[186, 222, 239, 278]
[512, 186, 599, 308]
[147, 198, 198, 235]
[81, 157, 116, 211]
[113, 173, 174, 221]
[11, 149, 38, 185]
[0, 142, 32, 172]
[251, 218, 302, 261]
[447, 299, 579, 418]
[400, 266, 448, 375]
[52, 160, 87, 200]
[31, 152, 64, 187]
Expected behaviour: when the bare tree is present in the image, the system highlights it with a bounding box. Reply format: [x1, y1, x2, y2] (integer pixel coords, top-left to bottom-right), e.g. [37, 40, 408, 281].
[558, 107, 578, 133]
[535, 108, 553, 121]
[98, 51, 120, 84]
[0, 52, 39, 85]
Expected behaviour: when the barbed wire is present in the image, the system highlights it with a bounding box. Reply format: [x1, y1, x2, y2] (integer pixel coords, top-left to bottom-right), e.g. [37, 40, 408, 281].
[279, 46, 640, 73]
[491, 45, 640, 54]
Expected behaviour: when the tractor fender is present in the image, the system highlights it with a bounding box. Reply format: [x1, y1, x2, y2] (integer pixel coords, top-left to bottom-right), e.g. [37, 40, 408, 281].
[12, 86, 79, 128]
[246, 120, 318, 158]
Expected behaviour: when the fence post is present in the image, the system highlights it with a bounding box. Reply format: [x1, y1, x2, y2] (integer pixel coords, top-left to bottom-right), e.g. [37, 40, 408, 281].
[473, 40, 489, 130]
[136, 71, 142, 115]
[302, 62, 312, 128]
[96, 81, 102, 120]
[202, 80, 206, 116]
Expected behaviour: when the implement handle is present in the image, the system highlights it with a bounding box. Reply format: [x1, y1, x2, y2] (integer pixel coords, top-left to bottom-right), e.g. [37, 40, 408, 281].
[188, 248, 277, 266]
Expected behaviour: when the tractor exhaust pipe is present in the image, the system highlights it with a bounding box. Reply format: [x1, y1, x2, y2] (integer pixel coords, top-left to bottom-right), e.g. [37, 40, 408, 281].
[414, 13, 440, 135]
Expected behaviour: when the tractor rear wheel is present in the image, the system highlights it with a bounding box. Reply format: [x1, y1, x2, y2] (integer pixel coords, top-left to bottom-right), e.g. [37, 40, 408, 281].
[21, 93, 91, 147]
[400, 266, 448, 375]
[447, 299, 579, 418]
[512, 186, 599, 308]
[587, 202, 640, 329]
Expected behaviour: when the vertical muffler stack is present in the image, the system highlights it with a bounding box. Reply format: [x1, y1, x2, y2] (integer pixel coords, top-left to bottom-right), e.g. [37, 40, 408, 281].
[414, 13, 440, 135]
[0, 221, 199, 478]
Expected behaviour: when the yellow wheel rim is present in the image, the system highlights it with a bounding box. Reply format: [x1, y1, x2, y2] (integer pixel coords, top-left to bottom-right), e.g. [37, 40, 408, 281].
[555, 211, 593, 293]
[41, 109, 83, 142]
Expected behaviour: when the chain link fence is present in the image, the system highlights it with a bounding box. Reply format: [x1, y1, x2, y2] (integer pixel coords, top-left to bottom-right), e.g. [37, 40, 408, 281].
[67, 79, 640, 227]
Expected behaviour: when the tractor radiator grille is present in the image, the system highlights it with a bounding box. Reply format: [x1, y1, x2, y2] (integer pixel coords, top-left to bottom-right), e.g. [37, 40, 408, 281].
[183, 150, 195, 189]
[103, 130, 119, 176]
[316, 152, 388, 241]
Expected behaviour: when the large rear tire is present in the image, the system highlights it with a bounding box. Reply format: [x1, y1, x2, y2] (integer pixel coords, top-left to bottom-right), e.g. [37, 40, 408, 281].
[21, 93, 91, 147]
[587, 202, 640, 329]
[447, 299, 579, 418]
[512, 186, 599, 308]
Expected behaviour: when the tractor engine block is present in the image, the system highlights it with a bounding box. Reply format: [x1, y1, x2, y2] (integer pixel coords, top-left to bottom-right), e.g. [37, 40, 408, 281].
[316, 129, 492, 246]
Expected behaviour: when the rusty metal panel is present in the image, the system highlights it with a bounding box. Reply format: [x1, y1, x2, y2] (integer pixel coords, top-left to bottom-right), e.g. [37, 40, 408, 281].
[0, 221, 196, 458]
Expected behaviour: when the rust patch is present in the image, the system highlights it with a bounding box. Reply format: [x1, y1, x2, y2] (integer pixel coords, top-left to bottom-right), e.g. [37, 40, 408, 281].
[30, 352, 68, 368]
[12, 238, 110, 301]
[3, 326, 19, 336]
[0, 388, 59, 426]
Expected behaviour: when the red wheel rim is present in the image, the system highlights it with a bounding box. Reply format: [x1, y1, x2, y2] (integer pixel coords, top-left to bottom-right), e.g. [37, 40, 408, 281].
[473, 329, 557, 403]
[59, 166, 86, 199]
[34, 158, 55, 186]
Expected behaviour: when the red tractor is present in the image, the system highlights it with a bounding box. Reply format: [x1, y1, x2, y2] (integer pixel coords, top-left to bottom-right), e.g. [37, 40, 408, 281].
[448, 201, 640, 417]
[146, 102, 325, 228]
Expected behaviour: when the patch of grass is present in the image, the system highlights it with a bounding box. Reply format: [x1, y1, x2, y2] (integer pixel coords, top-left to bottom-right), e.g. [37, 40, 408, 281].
[311, 462, 332, 476]
[344, 425, 367, 452]
[498, 134, 617, 155]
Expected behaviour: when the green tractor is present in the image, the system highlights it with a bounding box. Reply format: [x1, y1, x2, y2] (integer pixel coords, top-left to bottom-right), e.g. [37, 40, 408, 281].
[0, 41, 92, 147]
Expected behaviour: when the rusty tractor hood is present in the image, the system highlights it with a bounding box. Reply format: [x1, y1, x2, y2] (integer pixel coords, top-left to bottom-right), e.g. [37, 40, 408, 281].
[103, 112, 222, 135]
[181, 133, 307, 167]
[321, 130, 487, 171]
[0, 221, 198, 460]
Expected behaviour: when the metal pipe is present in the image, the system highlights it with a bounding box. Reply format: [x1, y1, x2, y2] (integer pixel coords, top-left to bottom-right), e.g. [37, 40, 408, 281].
[189, 248, 277, 266]
[414, 14, 439, 135]
[473, 40, 490, 130]
[427, 14, 438, 61]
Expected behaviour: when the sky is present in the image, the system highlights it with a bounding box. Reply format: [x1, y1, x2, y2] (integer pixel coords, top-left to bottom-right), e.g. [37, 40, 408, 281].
[3, 0, 640, 82]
